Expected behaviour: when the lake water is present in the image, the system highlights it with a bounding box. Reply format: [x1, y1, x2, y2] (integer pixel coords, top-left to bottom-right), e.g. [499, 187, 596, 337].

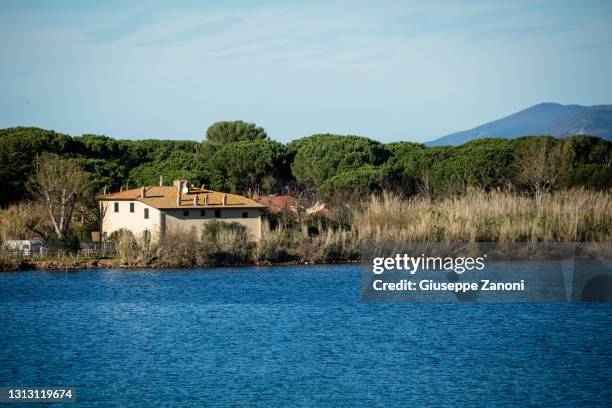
[0, 264, 611, 407]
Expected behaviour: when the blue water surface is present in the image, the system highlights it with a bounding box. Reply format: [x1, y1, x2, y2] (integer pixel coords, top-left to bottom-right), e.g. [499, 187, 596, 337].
[0, 264, 610, 407]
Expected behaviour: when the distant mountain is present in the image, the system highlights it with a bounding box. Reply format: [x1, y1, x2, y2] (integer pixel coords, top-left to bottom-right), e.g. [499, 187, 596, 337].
[427, 103, 612, 146]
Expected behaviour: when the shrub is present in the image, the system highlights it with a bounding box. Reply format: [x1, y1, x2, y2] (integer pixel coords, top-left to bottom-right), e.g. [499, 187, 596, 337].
[295, 223, 359, 263]
[563, 164, 612, 190]
[0, 202, 49, 241]
[0, 253, 23, 271]
[252, 223, 297, 264]
[155, 228, 200, 267]
[201, 221, 252, 264]
[45, 233, 80, 255]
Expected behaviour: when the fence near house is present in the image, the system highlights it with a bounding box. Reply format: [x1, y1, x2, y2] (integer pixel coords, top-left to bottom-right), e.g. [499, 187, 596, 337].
[1, 241, 117, 259]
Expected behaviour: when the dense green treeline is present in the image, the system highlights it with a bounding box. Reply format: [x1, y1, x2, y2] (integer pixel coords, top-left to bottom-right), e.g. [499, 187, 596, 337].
[0, 123, 610, 207]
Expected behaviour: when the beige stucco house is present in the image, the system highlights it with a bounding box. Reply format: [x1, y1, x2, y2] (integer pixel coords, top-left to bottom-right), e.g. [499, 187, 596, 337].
[98, 180, 265, 241]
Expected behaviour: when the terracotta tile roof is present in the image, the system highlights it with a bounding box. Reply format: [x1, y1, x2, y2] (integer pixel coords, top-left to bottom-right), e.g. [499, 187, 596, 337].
[257, 195, 298, 214]
[98, 186, 265, 209]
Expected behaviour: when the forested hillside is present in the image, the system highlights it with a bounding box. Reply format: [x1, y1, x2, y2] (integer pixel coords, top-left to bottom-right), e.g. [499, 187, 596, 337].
[1, 123, 611, 209]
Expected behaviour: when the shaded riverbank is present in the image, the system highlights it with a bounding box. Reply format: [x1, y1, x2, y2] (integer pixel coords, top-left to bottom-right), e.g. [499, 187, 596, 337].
[3, 242, 610, 272]
[1, 256, 356, 272]
[2, 257, 125, 272]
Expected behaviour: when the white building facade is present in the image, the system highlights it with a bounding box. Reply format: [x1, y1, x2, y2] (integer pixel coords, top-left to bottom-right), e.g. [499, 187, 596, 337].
[98, 180, 265, 241]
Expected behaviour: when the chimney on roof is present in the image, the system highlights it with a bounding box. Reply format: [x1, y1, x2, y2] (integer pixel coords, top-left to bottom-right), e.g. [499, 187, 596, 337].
[223, 194, 227, 206]
[176, 180, 182, 206]
[141, 186, 146, 198]
[159, 176, 164, 186]
[103, 186, 107, 195]
[248, 187, 252, 199]
[120, 186, 124, 192]
[204, 195, 209, 206]
[193, 194, 197, 206]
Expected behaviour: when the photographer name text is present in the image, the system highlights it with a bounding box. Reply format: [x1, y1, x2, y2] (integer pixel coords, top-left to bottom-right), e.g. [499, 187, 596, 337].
[371, 254, 525, 292]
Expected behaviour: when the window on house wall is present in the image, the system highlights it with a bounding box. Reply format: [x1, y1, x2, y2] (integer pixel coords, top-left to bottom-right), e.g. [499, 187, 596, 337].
[214, 209, 221, 218]
[114, 202, 119, 212]
[130, 202, 134, 213]
[183, 210, 190, 217]
[144, 208, 149, 219]
[242, 211, 248, 218]
[200, 210, 206, 216]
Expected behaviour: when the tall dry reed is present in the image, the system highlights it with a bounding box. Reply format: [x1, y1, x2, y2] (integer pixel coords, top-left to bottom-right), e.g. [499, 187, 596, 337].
[353, 189, 611, 244]
[294, 222, 359, 263]
[111, 189, 611, 268]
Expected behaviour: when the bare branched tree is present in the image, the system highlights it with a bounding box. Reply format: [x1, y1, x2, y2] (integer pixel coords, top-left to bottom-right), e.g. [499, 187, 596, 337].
[416, 169, 435, 200]
[514, 138, 566, 195]
[29, 154, 89, 238]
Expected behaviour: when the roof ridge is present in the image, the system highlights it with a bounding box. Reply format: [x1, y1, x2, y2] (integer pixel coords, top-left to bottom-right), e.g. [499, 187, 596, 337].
[98, 185, 265, 209]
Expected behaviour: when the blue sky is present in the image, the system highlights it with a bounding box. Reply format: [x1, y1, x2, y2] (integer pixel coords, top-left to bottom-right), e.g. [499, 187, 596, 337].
[1, 0, 611, 143]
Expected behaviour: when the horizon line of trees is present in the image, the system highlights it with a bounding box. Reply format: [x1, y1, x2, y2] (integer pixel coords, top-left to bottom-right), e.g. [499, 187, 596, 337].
[0, 121, 610, 246]
[1, 122, 610, 205]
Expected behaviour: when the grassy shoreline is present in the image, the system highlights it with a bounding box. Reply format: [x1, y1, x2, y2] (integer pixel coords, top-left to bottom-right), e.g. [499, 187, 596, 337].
[2, 189, 610, 272]
[3, 250, 610, 273]
[0, 257, 362, 272]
